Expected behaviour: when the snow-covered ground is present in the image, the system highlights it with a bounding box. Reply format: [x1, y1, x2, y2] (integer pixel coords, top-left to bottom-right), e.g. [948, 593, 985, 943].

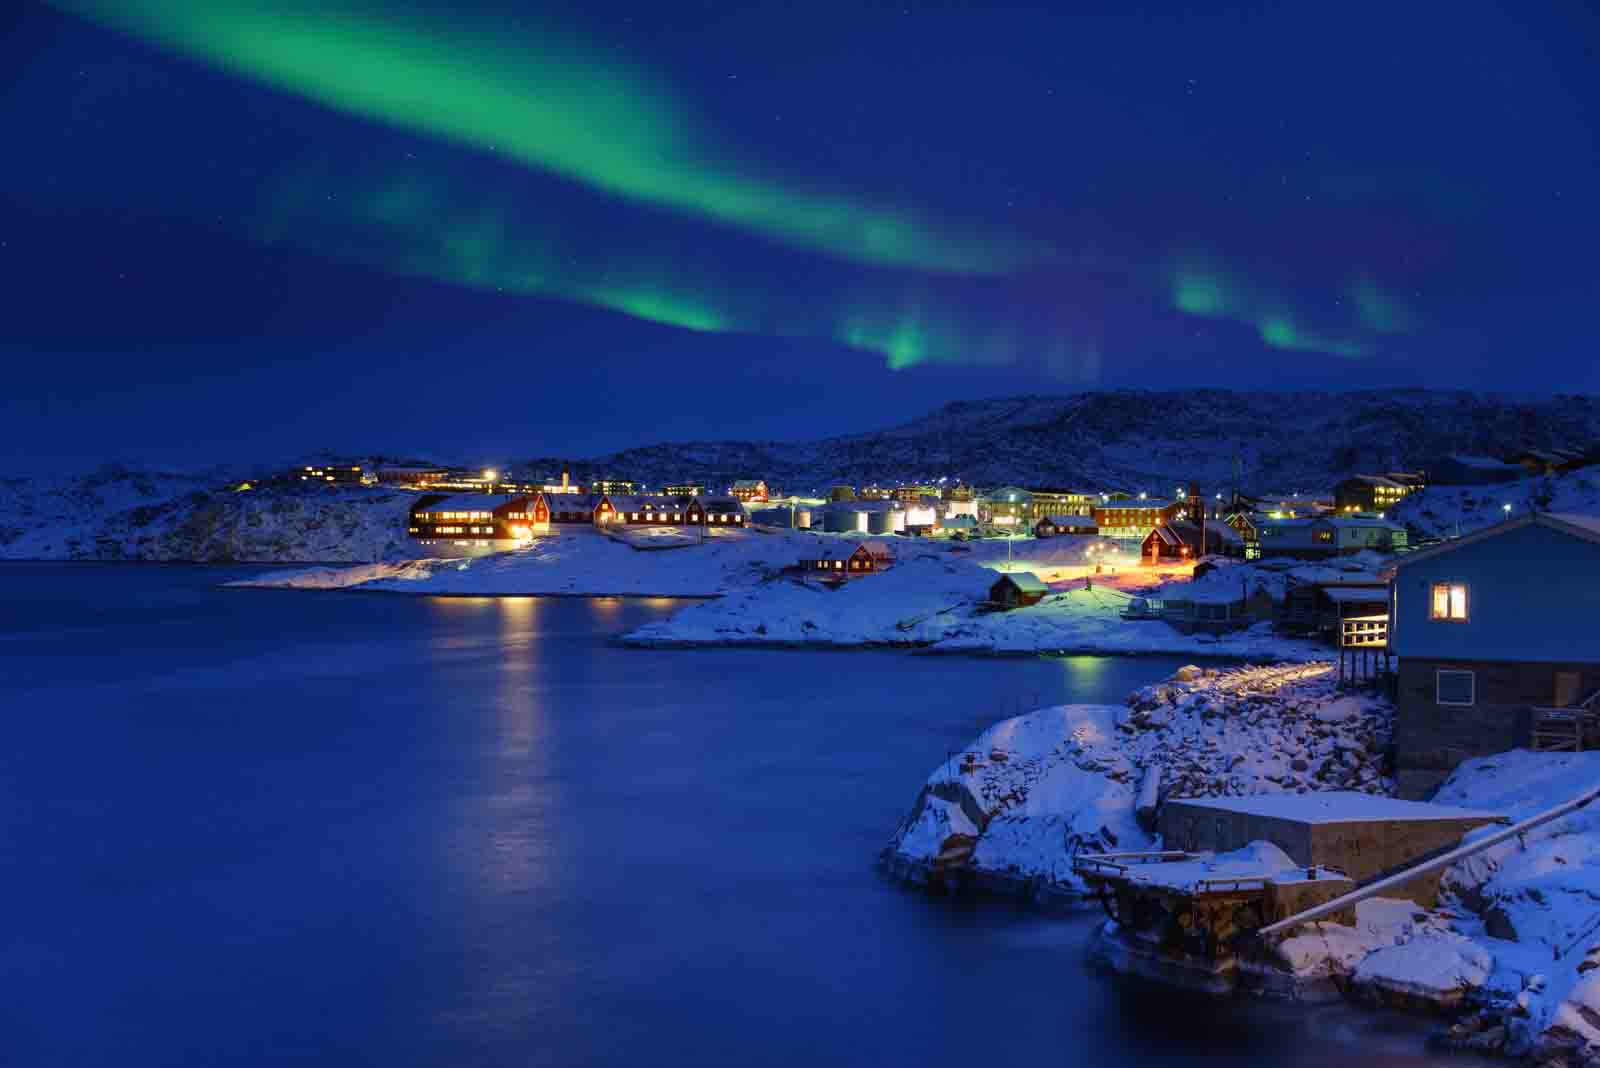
[887, 666, 1600, 1060]
[888, 663, 1390, 887]
[0, 470, 415, 562]
[1278, 751, 1600, 1061]
[1393, 469, 1600, 540]
[234, 527, 818, 596]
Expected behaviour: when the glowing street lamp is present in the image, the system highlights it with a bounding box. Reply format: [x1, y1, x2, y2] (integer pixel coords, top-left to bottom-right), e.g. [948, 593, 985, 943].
[483, 469, 498, 494]
[1502, 503, 1513, 515]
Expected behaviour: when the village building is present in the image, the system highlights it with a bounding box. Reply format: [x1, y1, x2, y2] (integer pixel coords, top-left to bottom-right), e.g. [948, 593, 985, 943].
[611, 495, 691, 525]
[1507, 448, 1588, 477]
[799, 541, 893, 578]
[1255, 516, 1407, 559]
[544, 492, 605, 524]
[1092, 499, 1181, 539]
[1388, 512, 1600, 798]
[1141, 520, 1242, 564]
[828, 483, 856, 501]
[1425, 454, 1524, 485]
[295, 463, 373, 486]
[894, 484, 941, 503]
[938, 515, 979, 537]
[408, 493, 546, 555]
[1033, 514, 1099, 538]
[542, 463, 582, 495]
[684, 496, 747, 527]
[982, 487, 1032, 529]
[1333, 474, 1415, 514]
[730, 480, 770, 502]
[589, 478, 638, 496]
[1386, 471, 1428, 490]
[988, 571, 1049, 608]
[662, 483, 706, 499]
[1279, 578, 1390, 643]
[376, 466, 448, 487]
[1025, 488, 1096, 521]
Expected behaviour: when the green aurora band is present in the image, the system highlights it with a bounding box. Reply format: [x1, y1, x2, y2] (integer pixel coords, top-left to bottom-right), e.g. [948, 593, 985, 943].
[54, 0, 1039, 275]
[246, 163, 1113, 377]
[1168, 261, 1420, 360]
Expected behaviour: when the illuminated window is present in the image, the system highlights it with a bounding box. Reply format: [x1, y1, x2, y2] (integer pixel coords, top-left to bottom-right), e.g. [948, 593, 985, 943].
[1436, 670, 1475, 706]
[1430, 583, 1468, 621]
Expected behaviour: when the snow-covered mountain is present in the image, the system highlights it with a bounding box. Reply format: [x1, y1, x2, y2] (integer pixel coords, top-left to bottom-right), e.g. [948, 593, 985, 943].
[0, 468, 412, 563]
[2, 390, 1597, 562]
[533, 389, 1600, 494]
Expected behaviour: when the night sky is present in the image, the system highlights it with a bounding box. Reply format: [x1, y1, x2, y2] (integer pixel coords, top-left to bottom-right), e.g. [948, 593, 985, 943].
[4, 1, 1597, 471]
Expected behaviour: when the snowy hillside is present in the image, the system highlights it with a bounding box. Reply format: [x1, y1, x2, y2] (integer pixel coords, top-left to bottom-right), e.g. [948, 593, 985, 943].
[4, 390, 1598, 562]
[1391, 468, 1600, 539]
[531, 389, 1600, 494]
[0, 470, 413, 562]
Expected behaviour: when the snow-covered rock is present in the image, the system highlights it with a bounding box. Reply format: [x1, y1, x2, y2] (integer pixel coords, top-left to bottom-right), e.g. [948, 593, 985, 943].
[886, 662, 1393, 895]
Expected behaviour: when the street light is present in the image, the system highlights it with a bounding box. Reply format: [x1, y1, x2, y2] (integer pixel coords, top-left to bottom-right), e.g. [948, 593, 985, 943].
[483, 469, 497, 493]
[1503, 503, 1513, 515]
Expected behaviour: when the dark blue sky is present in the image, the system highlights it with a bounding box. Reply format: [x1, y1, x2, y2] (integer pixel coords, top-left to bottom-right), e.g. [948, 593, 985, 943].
[3, 1, 1597, 471]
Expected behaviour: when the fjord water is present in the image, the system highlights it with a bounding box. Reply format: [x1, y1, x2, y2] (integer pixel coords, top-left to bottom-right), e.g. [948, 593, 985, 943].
[0, 564, 1451, 1067]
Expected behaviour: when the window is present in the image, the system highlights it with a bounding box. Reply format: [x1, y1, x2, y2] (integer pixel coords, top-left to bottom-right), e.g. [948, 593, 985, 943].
[1436, 670, 1475, 706]
[1430, 583, 1468, 621]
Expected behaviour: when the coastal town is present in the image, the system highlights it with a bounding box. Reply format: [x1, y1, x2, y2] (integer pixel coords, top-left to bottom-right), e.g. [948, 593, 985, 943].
[207, 432, 1600, 1062]
[15, 1, 1600, 1063]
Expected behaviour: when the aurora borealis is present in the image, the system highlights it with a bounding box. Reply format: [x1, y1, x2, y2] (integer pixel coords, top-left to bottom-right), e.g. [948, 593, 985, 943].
[3, 0, 1597, 466]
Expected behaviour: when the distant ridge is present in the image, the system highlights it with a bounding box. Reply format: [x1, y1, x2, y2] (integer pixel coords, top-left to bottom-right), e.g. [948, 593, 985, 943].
[524, 389, 1600, 494]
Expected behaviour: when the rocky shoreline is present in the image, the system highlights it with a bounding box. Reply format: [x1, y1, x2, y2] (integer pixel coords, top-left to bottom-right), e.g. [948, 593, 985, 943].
[883, 663, 1600, 1064]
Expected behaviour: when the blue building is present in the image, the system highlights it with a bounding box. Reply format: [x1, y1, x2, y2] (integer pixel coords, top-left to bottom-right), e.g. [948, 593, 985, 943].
[1388, 512, 1600, 797]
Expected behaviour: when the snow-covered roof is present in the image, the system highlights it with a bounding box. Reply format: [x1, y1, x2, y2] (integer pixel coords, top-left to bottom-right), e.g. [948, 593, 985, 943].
[413, 493, 530, 513]
[1345, 474, 1405, 488]
[731, 479, 766, 488]
[1327, 516, 1405, 530]
[1446, 454, 1524, 471]
[1167, 791, 1501, 824]
[546, 493, 601, 511]
[698, 497, 742, 511]
[941, 516, 978, 530]
[993, 571, 1049, 593]
[1394, 512, 1600, 568]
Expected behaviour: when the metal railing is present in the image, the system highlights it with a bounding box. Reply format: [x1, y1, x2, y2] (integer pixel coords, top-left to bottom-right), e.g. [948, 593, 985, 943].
[1257, 782, 1600, 939]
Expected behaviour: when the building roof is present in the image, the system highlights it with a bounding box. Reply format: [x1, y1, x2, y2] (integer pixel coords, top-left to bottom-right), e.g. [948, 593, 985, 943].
[731, 479, 767, 489]
[1326, 515, 1405, 531]
[1393, 511, 1600, 569]
[413, 493, 530, 513]
[1343, 474, 1405, 488]
[941, 516, 978, 530]
[804, 541, 894, 562]
[1444, 453, 1524, 472]
[1098, 501, 1174, 511]
[1321, 586, 1391, 604]
[993, 571, 1050, 593]
[697, 497, 743, 511]
[1167, 791, 1500, 824]
[546, 493, 601, 511]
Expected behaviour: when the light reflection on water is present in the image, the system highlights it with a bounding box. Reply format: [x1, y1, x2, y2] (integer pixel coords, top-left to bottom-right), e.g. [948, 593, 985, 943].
[0, 564, 1454, 1068]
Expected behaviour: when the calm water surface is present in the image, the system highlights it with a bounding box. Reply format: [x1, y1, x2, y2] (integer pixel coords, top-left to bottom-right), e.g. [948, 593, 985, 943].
[0, 564, 1455, 1066]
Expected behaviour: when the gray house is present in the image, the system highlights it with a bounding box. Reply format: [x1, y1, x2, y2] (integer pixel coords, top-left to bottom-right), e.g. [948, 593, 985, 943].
[1388, 512, 1600, 798]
